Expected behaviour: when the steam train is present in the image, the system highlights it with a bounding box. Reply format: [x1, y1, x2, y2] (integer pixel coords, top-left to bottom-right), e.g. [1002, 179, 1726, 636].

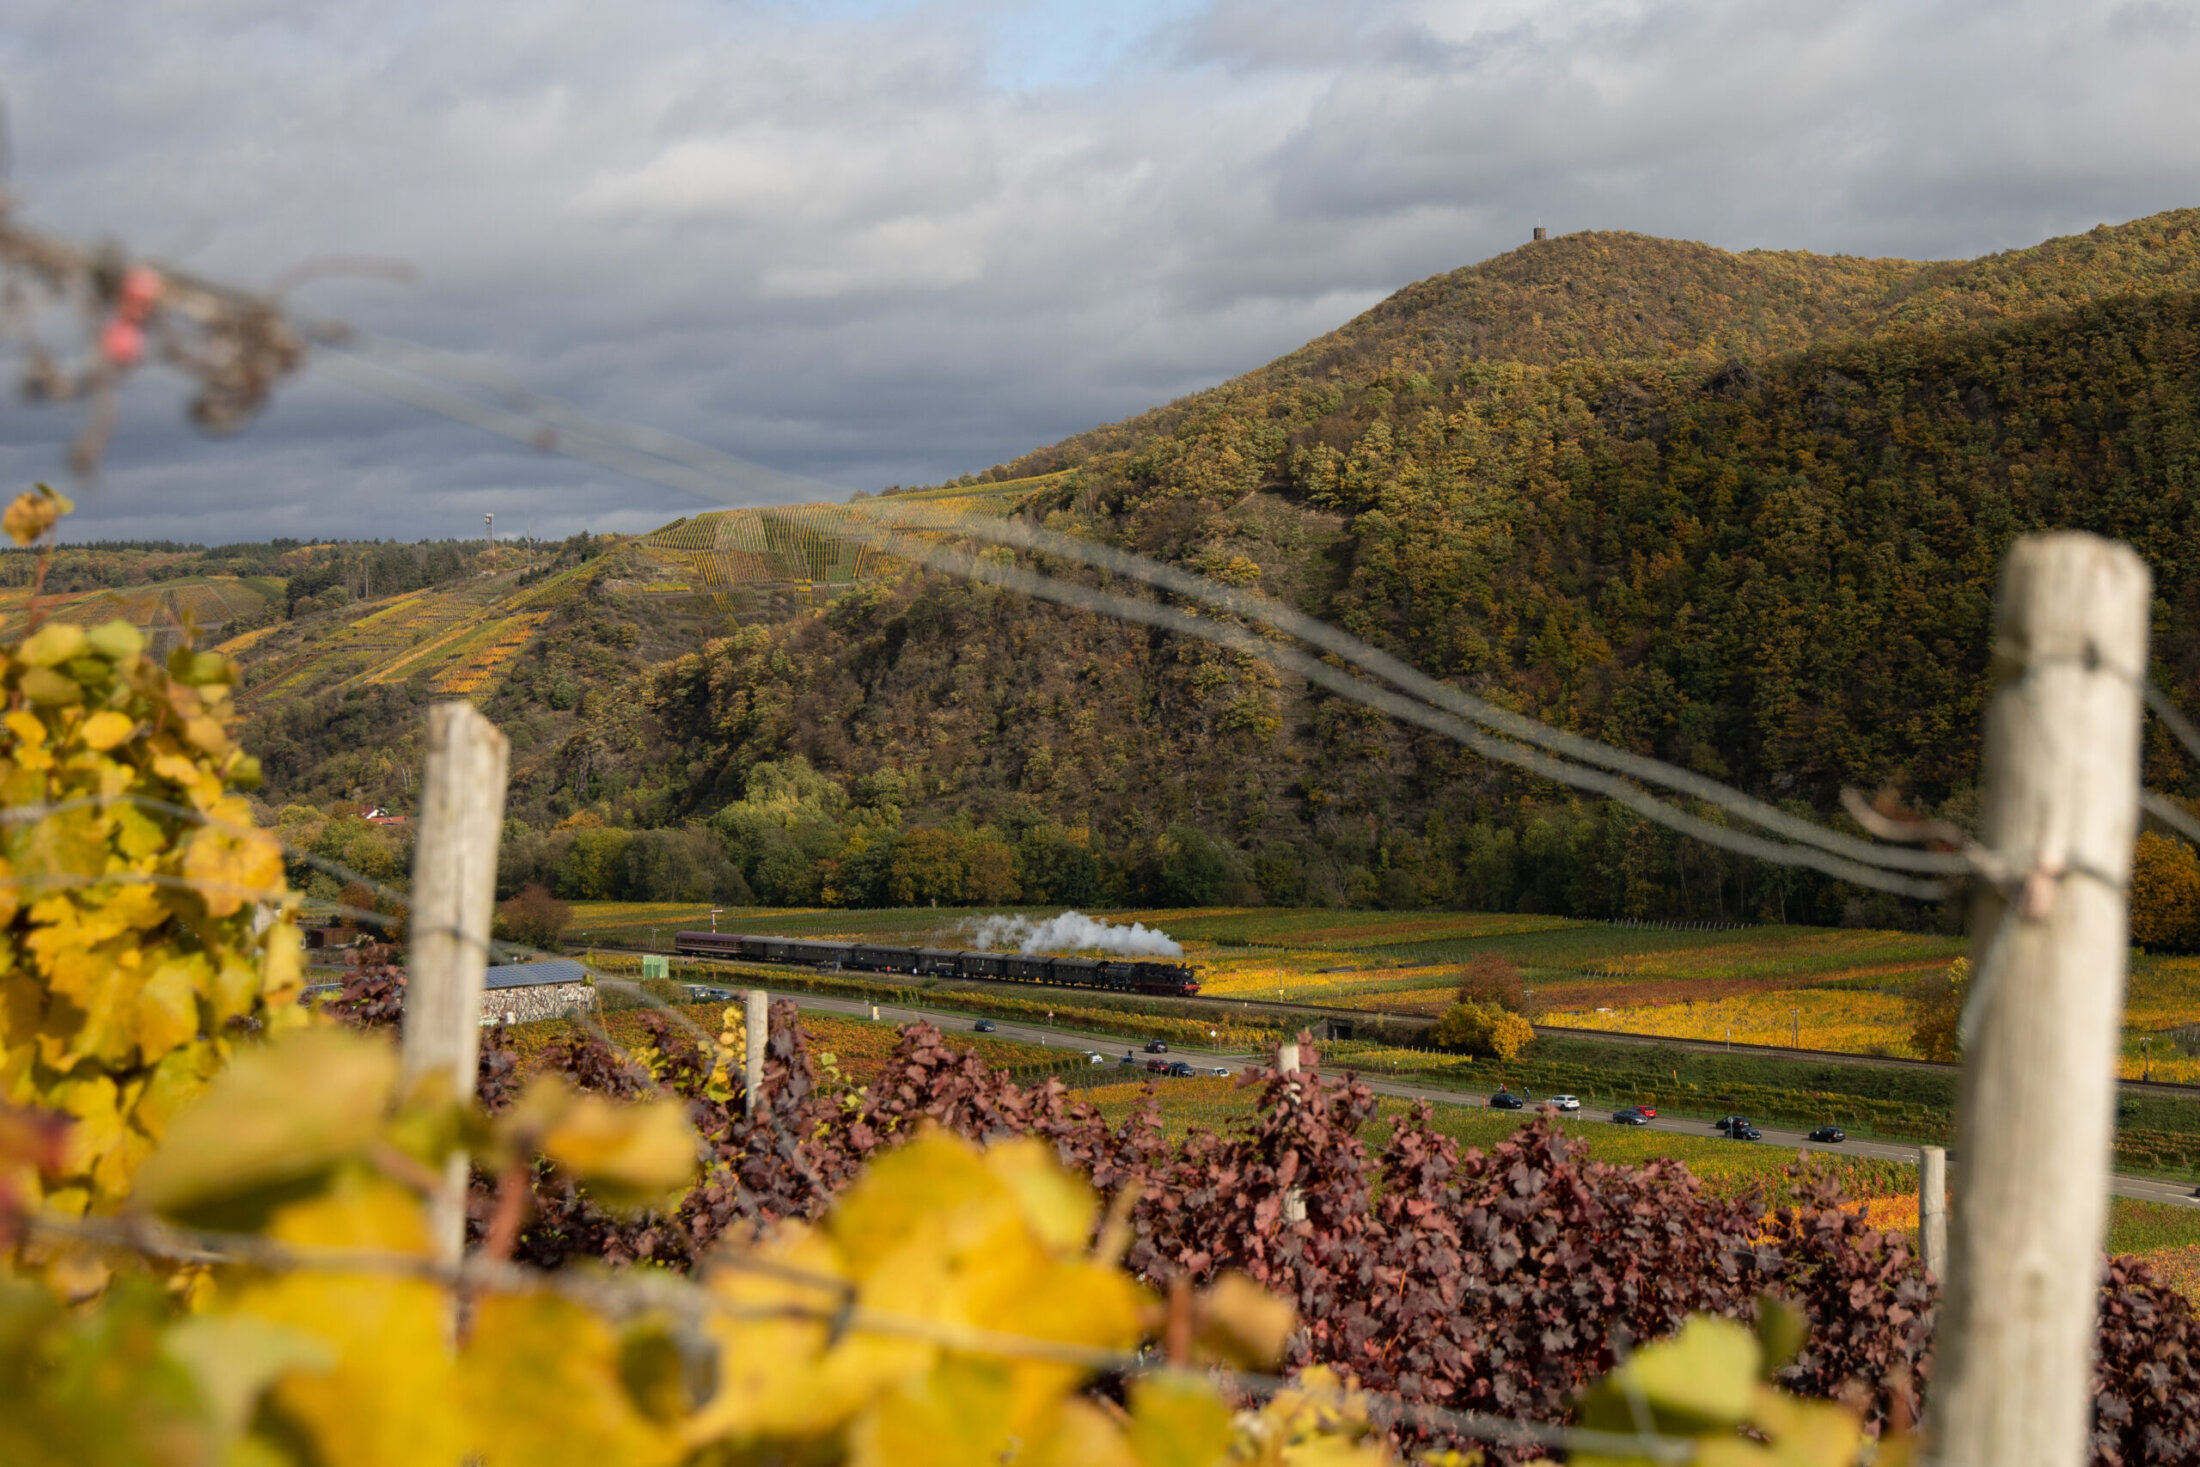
[672, 930, 1201, 997]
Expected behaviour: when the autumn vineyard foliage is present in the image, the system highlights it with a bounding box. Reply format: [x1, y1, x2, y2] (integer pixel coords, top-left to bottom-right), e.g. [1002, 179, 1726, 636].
[316, 971, 2200, 1465]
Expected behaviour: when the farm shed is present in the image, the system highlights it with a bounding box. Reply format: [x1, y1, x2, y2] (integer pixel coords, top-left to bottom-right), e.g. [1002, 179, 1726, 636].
[481, 958, 593, 1024]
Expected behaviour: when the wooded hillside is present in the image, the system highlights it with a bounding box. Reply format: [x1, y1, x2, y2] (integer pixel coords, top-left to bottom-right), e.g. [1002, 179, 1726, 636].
[236, 210, 2200, 924]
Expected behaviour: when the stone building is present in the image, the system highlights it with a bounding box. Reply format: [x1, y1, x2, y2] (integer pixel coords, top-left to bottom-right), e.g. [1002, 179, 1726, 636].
[480, 958, 594, 1024]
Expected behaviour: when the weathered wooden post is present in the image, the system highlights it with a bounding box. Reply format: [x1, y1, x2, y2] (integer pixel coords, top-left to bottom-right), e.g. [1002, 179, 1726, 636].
[399, 703, 510, 1273]
[1932, 533, 2148, 1467]
[1920, 1145, 1948, 1278]
[744, 988, 768, 1114]
[1277, 1041, 1306, 1224]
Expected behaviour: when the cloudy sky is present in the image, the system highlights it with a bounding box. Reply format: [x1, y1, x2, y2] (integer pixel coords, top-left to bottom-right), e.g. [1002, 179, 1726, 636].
[4, 0, 2199, 543]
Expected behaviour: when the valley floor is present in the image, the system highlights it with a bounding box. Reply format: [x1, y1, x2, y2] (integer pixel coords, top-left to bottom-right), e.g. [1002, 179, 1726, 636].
[556, 902, 2200, 1083]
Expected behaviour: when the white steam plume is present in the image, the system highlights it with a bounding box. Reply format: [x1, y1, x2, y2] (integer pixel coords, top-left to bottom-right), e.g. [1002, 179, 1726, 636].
[961, 911, 1183, 958]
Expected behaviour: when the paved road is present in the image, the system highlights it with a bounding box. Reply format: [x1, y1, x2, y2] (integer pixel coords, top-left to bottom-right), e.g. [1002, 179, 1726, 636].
[773, 989, 2200, 1210]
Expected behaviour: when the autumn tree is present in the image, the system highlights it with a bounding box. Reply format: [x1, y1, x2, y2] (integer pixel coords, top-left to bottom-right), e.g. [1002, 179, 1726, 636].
[1430, 999, 1535, 1059]
[1455, 952, 1525, 1012]
[1908, 956, 1970, 1063]
[495, 882, 573, 952]
[2130, 831, 2200, 951]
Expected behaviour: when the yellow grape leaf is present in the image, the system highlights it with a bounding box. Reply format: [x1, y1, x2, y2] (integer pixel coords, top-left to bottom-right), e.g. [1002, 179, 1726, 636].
[133, 1027, 398, 1230]
[207, 952, 269, 1028]
[182, 715, 229, 756]
[1575, 1315, 1761, 1437]
[77, 710, 135, 751]
[1745, 1385, 1863, 1467]
[969, 1256, 1143, 1440]
[689, 1222, 876, 1443]
[132, 1042, 222, 1147]
[532, 1091, 698, 1211]
[1126, 1372, 1237, 1467]
[830, 1129, 1028, 1269]
[163, 1312, 338, 1452]
[1196, 1271, 1298, 1369]
[235, 1178, 458, 1467]
[849, 1353, 1016, 1467]
[181, 825, 282, 918]
[48, 1073, 124, 1179]
[85, 620, 143, 662]
[134, 956, 202, 1062]
[1022, 1398, 1141, 1467]
[4, 708, 46, 746]
[983, 1135, 1097, 1252]
[459, 1294, 682, 1467]
[16, 621, 86, 668]
[2, 484, 70, 545]
[1233, 1368, 1390, 1467]
[17, 667, 82, 707]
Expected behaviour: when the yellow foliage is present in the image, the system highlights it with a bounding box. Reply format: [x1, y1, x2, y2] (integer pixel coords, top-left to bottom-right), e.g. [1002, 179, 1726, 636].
[3, 598, 303, 1219]
[3, 483, 72, 547]
[1907, 958, 1968, 1064]
[2131, 831, 2200, 950]
[1431, 1001, 1534, 1059]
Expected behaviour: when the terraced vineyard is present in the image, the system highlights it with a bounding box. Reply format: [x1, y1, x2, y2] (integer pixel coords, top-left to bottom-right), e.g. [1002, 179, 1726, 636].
[0, 574, 284, 649]
[640, 475, 1060, 611]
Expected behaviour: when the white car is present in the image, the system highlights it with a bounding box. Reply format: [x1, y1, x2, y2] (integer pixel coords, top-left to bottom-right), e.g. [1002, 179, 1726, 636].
[1550, 1094, 1582, 1112]
[1084, 1052, 1109, 1066]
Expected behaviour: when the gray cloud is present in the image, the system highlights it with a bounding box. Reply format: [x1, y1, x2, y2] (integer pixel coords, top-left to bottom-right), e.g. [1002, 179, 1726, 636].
[3, 0, 2199, 542]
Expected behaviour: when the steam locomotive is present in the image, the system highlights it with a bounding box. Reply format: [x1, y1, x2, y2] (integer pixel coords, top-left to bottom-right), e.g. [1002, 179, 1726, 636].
[671, 930, 1201, 997]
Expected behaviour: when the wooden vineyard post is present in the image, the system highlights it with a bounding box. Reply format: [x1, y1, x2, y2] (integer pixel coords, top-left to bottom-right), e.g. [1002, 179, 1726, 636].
[1278, 1041, 1306, 1224]
[1920, 1145, 1948, 1278]
[399, 703, 510, 1274]
[1932, 533, 2148, 1467]
[745, 988, 768, 1114]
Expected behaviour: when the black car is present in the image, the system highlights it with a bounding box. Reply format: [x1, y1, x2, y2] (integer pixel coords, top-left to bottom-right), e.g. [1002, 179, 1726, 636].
[1726, 1124, 1763, 1141]
[1164, 1061, 1195, 1077]
[1714, 1114, 1751, 1134]
[1489, 1090, 1526, 1111]
[973, 1019, 996, 1032]
[1611, 1109, 1650, 1125]
[1808, 1126, 1847, 1143]
[1144, 1040, 1169, 1054]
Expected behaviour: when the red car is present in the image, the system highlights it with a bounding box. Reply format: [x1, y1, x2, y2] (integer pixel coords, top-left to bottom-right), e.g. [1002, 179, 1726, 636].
[1635, 1105, 1658, 1119]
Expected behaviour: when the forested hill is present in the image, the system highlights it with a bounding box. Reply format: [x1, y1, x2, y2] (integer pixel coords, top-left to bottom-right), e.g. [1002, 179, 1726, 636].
[996, 210, 2200, 475]
[233, 210, 2200, 926]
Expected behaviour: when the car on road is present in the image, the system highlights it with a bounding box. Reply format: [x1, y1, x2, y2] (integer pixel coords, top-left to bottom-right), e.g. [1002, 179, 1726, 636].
[1549, 1094, 1581, 1112]
[1726, 1124, 1763, 1141]
[1634, 1105, 1657, 1119]
[1714, 1115, 1751, 1134]
[1808, 1126, 1847, 1143]
[1165, 1061, 1196, 1077]
[1083, 1052, 1109, 1066]
[973, 1019, 997, 1032]
[1611, 1109, 1650, 1125]
[1208, 1066, 1231, 1077]
[684, 985, 736, 1002]
[1144, 1040, 1170, 1054]
[1488, 1090, 1526, 1110]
